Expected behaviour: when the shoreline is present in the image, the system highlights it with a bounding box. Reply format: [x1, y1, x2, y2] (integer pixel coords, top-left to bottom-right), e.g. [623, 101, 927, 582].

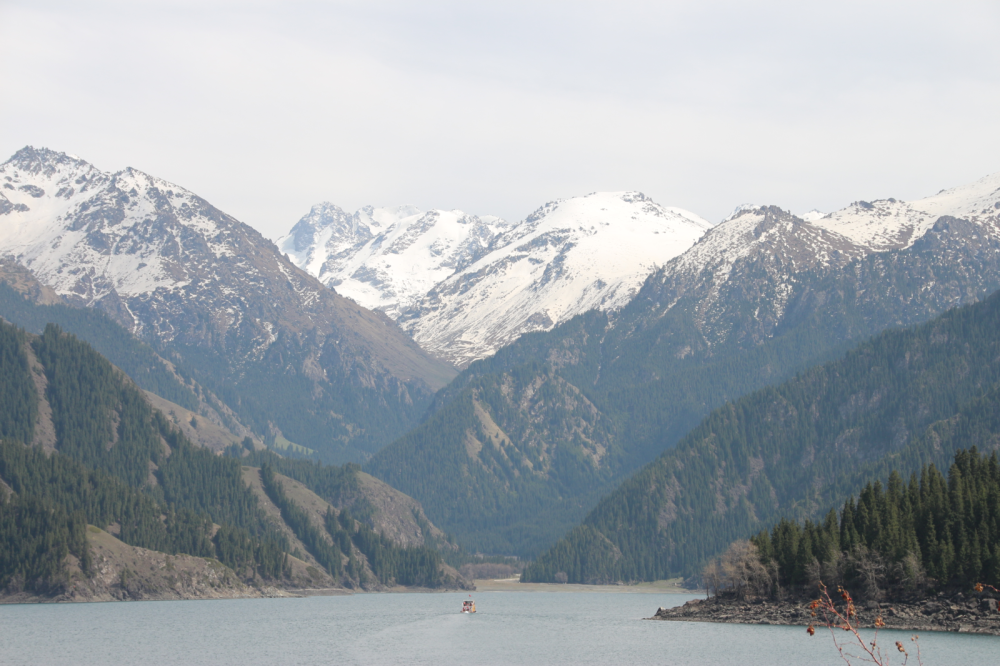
[1, 578, 700, 604]
[651, 594, 1000, 636]
[474, 577, 696, 594]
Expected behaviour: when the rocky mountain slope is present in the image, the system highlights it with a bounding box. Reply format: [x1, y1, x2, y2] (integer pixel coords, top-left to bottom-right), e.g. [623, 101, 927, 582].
[0, 147, 456, 461]
[281, 192, 711, 367]
[368, 171, 1000, 557]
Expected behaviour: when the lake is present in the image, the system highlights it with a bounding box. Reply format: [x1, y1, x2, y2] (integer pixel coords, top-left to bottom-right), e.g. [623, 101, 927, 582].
[1, 591, 998, 665]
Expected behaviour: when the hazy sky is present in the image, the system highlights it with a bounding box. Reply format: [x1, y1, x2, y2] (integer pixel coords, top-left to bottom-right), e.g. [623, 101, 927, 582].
[2, 0, 999, 239]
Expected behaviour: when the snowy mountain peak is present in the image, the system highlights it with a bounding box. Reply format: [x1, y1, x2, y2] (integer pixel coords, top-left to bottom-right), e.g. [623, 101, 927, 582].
[813, 172, 1000, 252]
[397, 191, 711, 366]
[279, 190, 710, 366]
[6, 145, 94, 176]
[666, 205, 864, 284]
[724, 203, 763, 222]
[278, 203, 514, 320]
[0, 147, 273, 314]
[0, 146, 456, 460]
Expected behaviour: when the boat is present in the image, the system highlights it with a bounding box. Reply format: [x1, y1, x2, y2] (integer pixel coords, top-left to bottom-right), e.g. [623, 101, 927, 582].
[461, 598, 476, 614]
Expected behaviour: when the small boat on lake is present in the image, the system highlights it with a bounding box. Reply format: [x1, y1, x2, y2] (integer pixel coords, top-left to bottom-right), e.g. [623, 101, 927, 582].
[461, 598, 476, 614]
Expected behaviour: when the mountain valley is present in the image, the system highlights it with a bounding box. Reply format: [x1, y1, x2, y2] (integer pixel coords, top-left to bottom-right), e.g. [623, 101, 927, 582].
[4, 142, 1000, 590]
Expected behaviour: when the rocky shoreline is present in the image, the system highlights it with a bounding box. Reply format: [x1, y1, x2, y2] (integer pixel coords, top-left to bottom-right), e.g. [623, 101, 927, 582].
[651, 593, 1000, 636]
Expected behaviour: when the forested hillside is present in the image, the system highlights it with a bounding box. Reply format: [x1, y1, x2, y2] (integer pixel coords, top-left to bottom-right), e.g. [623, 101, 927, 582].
[751, 447, 1000, 598]
[0, 321, 288, 593]
[523, 289, 1000, 583]
[0, 319, 462, 596]
[697, 448, 1000, 601]
[369, 212, 1000, 557]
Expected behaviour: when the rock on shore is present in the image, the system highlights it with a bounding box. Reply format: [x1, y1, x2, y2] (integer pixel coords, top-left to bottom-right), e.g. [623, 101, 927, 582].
[651, 594, 1000, 636]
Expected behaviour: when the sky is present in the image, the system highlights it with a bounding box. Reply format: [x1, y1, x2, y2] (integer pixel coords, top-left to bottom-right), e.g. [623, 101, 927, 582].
[2, 0, 999, 239]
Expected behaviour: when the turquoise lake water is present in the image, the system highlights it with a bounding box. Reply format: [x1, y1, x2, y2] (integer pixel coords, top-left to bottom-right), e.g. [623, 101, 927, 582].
[1, 591, 997, 665]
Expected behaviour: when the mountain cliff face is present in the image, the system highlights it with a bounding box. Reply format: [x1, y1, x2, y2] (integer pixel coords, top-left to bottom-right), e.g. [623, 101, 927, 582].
[368, 172, 1000, 556]
[281, 192, 711, 367]
[0, 147, 456, 461]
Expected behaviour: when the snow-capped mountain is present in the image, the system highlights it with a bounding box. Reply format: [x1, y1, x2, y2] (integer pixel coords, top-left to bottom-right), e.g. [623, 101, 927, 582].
[641, 205, 869, 346]
[0, 147, 455, 461]
[628, 171, 1000, 356]
[401, 192, 711, 366]
[277, 204, 512, 319]
[282, 191, 711, 367]
[812, 171, 1000, 251]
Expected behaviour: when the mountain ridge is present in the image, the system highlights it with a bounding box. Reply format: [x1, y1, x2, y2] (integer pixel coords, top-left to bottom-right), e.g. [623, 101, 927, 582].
[281, 191, 711, 367]
[0, 146, 456, 462]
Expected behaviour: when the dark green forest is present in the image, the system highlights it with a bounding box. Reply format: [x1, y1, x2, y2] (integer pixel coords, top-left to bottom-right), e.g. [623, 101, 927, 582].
[334, 507, 444, 588]
[746, 448, 1000, 595]
[523, 289, 1000, 583]
[260, 463, 345, 579]
[241, 449, 361, 511]
[0, 320, 288, 592]
[0, 492, 90, 594]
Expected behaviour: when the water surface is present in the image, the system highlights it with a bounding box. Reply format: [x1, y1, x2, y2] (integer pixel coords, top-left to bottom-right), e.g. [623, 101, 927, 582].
[1, 592, 997, 665]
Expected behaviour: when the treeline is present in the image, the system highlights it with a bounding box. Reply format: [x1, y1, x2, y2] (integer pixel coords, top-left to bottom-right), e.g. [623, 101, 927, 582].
[35, 324, 165, 487]
[523, 290, 1000, 583]
[0, 438, 287, 585]
[0, 322, 36, 444]
[739, 449, 1000, 598]
[242, 449, 362, 514]
[0, 312, 455, 594]
[334, 508, 444, 588]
